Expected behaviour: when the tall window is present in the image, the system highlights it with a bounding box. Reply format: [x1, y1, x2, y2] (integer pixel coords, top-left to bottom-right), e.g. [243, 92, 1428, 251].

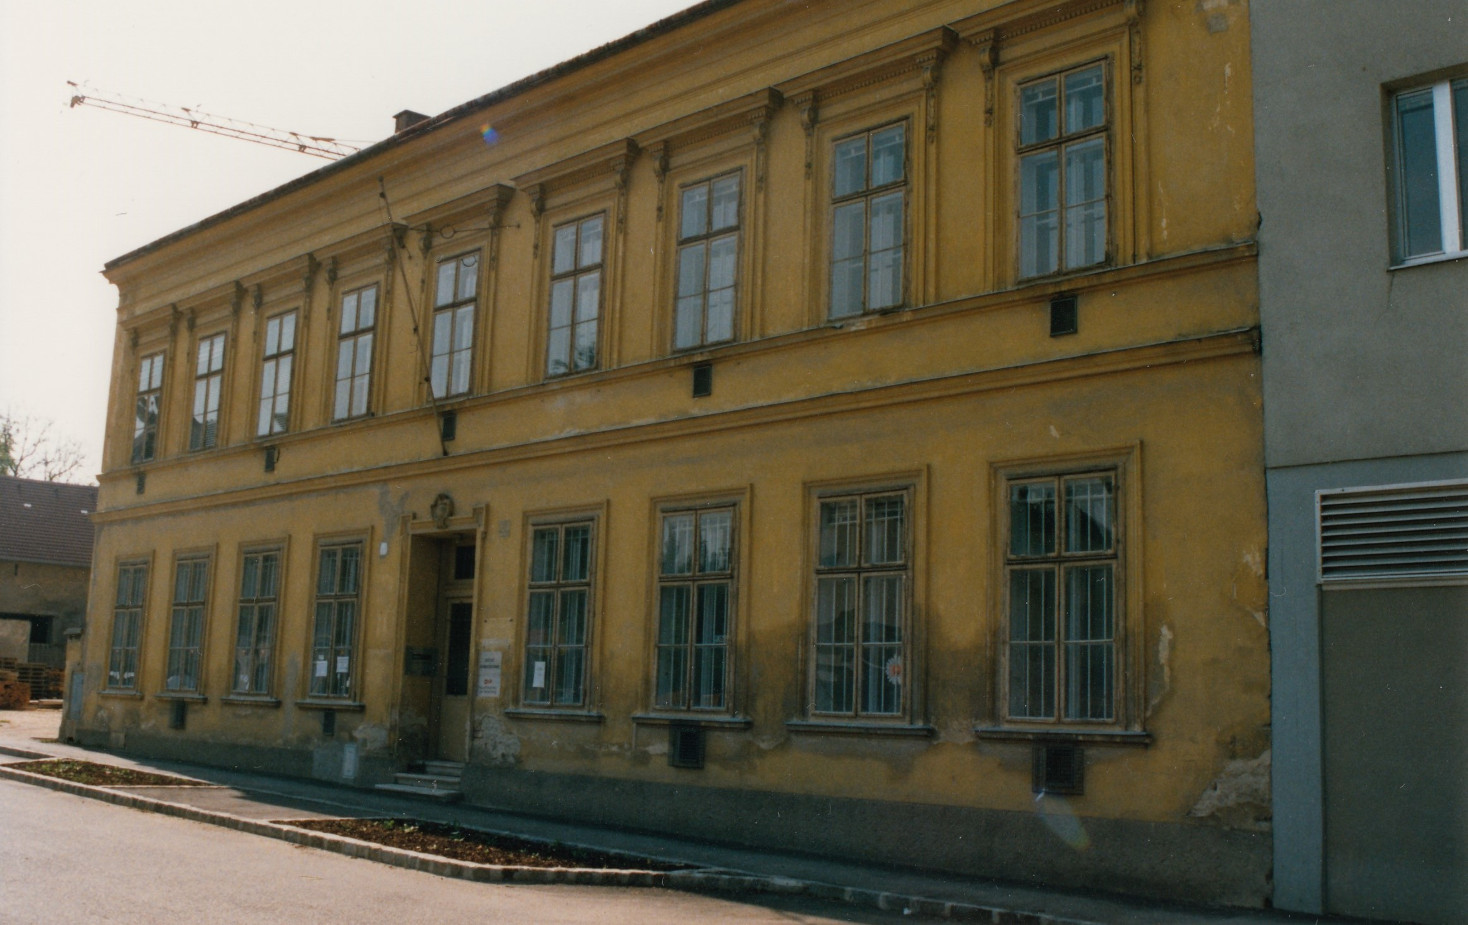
[309, 542, 362, 698]
[546, 215, 604, 376]
[1018, 63, 1108, 278]
[1006, 472, 1117, 722]
[831, 124, 906, 318]
[233, 549, 280, 695]
[675, 175, 740, 350]
[256, 311, 296, 437]
[190, 333, 225, 450]
[165, 557, 210, 692]
[1390, 78, 1468, 262]
[431, 254, 477, 398]
[523, 521, 593, 706]
[812, 490, 909, 716]
[334, 284, 377, 420]
[133, 353, 165, 463]
[655, 507, 734, 710]
[107, 562, 148, 690]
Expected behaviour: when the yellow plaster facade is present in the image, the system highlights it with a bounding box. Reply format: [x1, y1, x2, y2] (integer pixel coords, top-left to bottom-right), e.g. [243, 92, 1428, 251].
[76, 0, 1269, 904]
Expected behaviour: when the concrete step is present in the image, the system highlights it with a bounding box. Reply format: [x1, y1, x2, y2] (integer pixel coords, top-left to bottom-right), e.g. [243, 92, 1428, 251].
[420, 760, 465, 777]
[373, 782, 462, 803]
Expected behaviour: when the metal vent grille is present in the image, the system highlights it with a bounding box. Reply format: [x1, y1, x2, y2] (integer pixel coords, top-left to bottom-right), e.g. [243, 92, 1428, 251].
[1318, 480, 1468, 584]
[668, 723, 705, 769]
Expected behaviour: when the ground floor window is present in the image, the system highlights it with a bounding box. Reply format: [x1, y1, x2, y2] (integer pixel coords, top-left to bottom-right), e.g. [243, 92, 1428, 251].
[108, 562, 148, 690]
[310, 542, 362, 698]
[165, 556, 210, 692]
[523, 521, 594, 706]
[233, 549, 280, 694]
[655, 506, 735, 711]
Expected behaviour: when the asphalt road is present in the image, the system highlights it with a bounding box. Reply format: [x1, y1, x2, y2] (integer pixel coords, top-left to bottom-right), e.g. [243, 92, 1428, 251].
[0, 776, 938, 924]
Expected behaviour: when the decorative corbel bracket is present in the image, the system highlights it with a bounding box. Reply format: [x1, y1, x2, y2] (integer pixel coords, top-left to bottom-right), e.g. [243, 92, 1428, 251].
[129, 327, 139, 349]
[419, 223, 435, 257]
[484, 184, 515, 269]
[325, 255, 339, 287]
[649, 142, 670, 222]
[1125, 0, 1145, 84]
[611, 143, 637, 231]
[751, 105, 774, 192]
[169, 304, 181, 338]
[793, 92, 819, 178]
[971, 30, 1000, 127]
[251, 284, 264, 313]
[303, 253, 320, 290]
[231, 281, 246, 317]
[917, 36, 954, 145]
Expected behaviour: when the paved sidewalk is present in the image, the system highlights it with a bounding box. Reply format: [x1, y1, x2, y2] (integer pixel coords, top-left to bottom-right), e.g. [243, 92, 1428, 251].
[0, 710, 1350, 925]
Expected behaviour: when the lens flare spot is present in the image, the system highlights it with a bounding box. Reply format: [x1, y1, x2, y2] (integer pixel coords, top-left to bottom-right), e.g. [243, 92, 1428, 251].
[480, 124, 499, 146]
[1035, 793, 1092, 851]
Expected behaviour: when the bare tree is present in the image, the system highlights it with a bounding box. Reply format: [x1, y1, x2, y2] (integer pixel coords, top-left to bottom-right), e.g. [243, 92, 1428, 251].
[0, 412, 88, 483]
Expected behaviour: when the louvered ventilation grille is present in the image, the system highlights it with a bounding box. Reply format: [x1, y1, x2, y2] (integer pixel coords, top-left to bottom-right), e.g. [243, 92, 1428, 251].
[1319, 482, 1468, 583]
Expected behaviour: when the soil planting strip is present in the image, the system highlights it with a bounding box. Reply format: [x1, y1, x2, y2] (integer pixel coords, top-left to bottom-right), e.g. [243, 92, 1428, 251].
[0, 761, 1100, 924]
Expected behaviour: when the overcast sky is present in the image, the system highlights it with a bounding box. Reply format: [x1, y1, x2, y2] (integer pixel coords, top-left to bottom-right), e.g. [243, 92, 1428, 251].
[0, 0, 694, 483]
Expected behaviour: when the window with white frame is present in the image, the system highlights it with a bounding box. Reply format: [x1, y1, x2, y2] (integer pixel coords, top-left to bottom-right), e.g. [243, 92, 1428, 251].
[256, 311, 296, 437]
[655, 506, 734, 711]
[165, 556, 210, 692]
[1018, 63, 1108, 278]
[830, 124, 906, 318]
[1390, 77, 1468, 263]
[309, 542, 362, 698]
[430, 254, 477, 398]
[133, 353, 164, 463]
[108, 562, 148, 689]
[546, 215, 604, 376]
[1005, 472, 1118, 723]
[812, 489, 909, 717]
[190, 333, 225, 450]
[675, 175, 740, 350]
[233, 549, 280, 695]
[333, 284, 377, 420]
[523, 521, 594, 706]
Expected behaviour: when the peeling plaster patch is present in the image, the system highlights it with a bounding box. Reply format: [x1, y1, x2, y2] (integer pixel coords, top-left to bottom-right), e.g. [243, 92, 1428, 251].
[1197, 0, 1235, 33]
[377, 488, 410, 540]
[1149, 624, 1174, 713]
[470, 714, 521, 767]
[753, 733, 786, 751]
[1048, 424, 1061, 439]
[644, 740, 669, 756]
[352, 723, 389, 754]
[1190, 750, 1271, 830]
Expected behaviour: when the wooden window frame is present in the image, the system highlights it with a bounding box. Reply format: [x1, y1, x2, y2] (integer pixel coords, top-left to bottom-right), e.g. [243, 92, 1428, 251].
[164, 554, 212, 693]
[545, 213, 606, 377]
[653, 504, 737, 712]
[308, 540, 365, 699]
[332, 283, 379, 421]
[828, 122, 909, 319]
[256, 310, 297, 437]
[673, 172, 742, 351]
[429, 252, 479, 400]
[232, 547, 282, 695]
[107, 560, 149, 691]
[521, 519, 596, 707]
[189, 332, 226, 451]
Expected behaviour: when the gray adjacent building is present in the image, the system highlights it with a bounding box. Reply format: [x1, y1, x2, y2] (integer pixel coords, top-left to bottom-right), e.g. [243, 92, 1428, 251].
[1251, 3, 1467, 922]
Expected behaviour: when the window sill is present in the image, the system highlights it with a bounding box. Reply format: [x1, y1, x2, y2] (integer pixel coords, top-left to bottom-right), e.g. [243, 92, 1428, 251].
[973, 726, 1151, 747]
[632, 712, 752, 729]
[221, 695, 282, 708]
[294, 699, 366, 712]
[504, 707, 605, 723]
[1390, 249, 1468, 270]
[99, 689, 143, 700]
[785, 719, 934, 738]
[155, 691, 207, 703]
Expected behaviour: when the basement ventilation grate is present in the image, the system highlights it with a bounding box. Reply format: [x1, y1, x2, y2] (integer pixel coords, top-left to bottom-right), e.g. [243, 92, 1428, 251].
[1032, 743, 1083, 795]
[1318, 480, 1468, 584]
[668, 723, 706, 769]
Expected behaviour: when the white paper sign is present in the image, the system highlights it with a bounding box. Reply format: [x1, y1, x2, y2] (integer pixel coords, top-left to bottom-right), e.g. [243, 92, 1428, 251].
[335, 656, 349, 674]
[314, 659, 328, 678]
[478, 666, 501, 698]
[532, 660, 546, 689]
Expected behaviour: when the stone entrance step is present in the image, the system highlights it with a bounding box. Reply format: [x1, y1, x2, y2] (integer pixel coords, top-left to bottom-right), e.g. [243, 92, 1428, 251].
[374, 759, 464, 803]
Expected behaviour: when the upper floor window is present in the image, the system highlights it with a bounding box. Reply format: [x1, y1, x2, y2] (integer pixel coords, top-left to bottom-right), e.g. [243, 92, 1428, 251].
[1390, 78, 1468, 263]
[334, 284, 377, 421]
[165, 556, 211, 693]
[812, 489, 910, 717]
[310, 541, 362, 698]
[107, 562, 148, 690]
[655, 506, 734, 711]
[547, 215, 604, 377]
[831, 124, 906, 318]
[190, 333, 225, 451]
[256, 311, 296, 437]
[1018, 63, 1108, 278]
[431, 254, 477, 398]
[523, 520, 594, 706]
[233, 548, 281, 695]
[1005, 472, 1117, 723]
[133, 353, 164, 463]
[675, 175, 740, 350]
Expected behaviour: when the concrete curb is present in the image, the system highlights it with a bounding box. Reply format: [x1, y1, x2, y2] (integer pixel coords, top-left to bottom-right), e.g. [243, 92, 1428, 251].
[0, 760, 1101, 924]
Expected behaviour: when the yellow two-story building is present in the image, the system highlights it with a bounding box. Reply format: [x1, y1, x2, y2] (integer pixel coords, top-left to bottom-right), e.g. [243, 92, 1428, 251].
[74, 0, 1270, 905]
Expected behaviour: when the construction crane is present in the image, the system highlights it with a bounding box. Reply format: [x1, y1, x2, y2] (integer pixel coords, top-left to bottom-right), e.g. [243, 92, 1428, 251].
[67, 82, 362, 161]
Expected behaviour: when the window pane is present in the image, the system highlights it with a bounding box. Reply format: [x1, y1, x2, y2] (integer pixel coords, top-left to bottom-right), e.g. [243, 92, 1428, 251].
[530, 528, 558, 582]
[1065, 477, 1114, 552]
[1021, 78, 1059, 145]
[573, 318, 597, 371]
[358, 286, 376, 327]
[832, 201, 866, 260]
[656, 643, 687, 709]
[1456, 82, 1468, 242]
[819, 499, 859, 567]
[558, 589, 587, 645]
[554, 648, 584, 704]
[693, 643, 726, 709]
[676, 243, 706, 299]
[279, 312, 296, 351]
[1065, 138, 1106, 269]
[708, 235, 737, 291]
[435, 260, 456, 307]
[575, 273, 600, 323]
[552, 225, 578, 274]
[699, 510, 732, 573]
[863, 495, 905, 565]
[1010, 483, 1056, 556]
[680, 183, 709, 240]
[815, 642, 854, 713]
[339, 546, 361, 594]
[578, 216, 603, 267]
[453, 306, 474, 349]
[1064, 66, 1105, 133]
[457, 255, 478, 301]
[706, 287, 734, 343]
[870, 125, 904, 187]
[549, 278, 574, 328]
[696, 583, 728, 644]
[1066, 565, 1114, 720]
[1009, 569, 1056, 718]
[661, 514, 694, 576]
[562, 525, 591, 581]
[831, 258, 864, 319]
[1396, 89, 1443, 257]
[546, 328, 570, 376]
[868, 192, 903, 252]
[834, 136, 867, 197]
[674, 295, 703, 350]
[659, 586, 691, 645]
[711, 175, 740, 231]
[1020, 152, 1059, 277]
[816, 576, 855, 644]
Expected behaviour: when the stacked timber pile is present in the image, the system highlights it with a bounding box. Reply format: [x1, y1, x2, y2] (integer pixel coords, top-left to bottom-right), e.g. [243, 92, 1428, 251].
[0, 658, 58, 703]
[0, 668, 29, 709]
